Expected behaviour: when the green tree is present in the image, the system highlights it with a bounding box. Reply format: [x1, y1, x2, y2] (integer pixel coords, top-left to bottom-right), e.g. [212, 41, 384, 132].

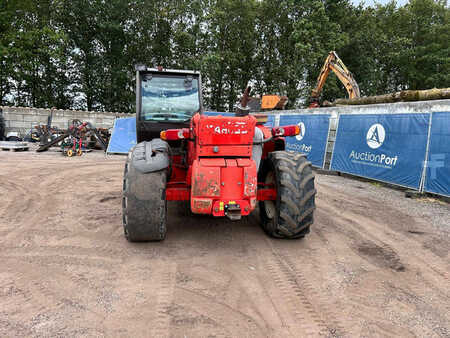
[201, 0, 258, 111]
[2, 0, 71, 108]
[0, 0, 15, 105]
[254, 0, 347, 107]
[1, 0, 448, 111]
[400, 0, 449, 89]
[58, 0, 115, 111]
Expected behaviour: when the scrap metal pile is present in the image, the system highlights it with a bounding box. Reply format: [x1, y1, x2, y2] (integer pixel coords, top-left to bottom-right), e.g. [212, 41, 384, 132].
[36, 119, 109, 156]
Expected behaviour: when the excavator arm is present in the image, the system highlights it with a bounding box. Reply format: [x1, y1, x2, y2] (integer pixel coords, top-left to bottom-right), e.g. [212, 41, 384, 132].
[309, 51, 360, 108]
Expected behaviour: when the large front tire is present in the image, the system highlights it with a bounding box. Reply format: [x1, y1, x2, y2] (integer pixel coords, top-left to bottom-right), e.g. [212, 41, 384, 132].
[122, 153, 168, 242]
[259, 151, 316, 239]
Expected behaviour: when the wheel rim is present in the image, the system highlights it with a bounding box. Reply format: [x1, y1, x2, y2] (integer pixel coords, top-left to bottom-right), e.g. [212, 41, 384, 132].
[264, 171, 276, 219]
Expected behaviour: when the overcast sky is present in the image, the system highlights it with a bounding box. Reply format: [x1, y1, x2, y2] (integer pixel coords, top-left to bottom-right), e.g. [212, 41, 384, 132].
[351, 0, 409, 6]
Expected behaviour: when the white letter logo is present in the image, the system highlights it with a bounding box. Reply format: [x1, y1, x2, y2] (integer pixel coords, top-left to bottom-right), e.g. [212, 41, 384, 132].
[296, 122, 306, 141]
[366, 123, 385, 149]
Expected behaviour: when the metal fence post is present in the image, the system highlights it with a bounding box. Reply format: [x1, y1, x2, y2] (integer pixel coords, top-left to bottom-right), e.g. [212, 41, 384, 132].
[419, 112, 433, 193]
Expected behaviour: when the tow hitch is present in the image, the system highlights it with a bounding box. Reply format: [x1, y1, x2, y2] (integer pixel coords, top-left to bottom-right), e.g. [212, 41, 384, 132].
[225, 203, 241, 221]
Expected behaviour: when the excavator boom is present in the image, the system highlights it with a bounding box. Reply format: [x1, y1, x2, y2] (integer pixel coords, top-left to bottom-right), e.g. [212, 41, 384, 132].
[310, 51, 360, 108]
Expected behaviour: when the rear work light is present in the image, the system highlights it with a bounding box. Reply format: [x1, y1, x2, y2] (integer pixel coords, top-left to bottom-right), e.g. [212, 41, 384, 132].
[271, 125, 300, 137]
[160, 128, 190, 141]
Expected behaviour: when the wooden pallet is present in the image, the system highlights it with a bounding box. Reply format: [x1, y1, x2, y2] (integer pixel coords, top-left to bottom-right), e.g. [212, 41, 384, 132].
[0, 141, 29, 151]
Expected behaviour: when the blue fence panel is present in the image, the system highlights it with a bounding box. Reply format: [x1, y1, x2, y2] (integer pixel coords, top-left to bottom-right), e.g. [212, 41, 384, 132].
[330, 113, 430, 189]
[203, 111, 234, 116]
[106, 117, 137, 154]
[203, 111, 276, 128]
[424, 111, 450, 197]
[265, 114, 276, 127]
[279, 114, 331, 168]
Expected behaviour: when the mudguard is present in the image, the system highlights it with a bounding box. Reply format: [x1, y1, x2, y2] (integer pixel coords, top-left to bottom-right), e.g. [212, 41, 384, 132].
[130, 139, 170, 173]
[253, 127, 263, 171]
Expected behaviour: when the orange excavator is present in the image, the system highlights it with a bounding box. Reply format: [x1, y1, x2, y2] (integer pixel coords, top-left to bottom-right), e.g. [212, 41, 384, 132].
[309, 51, 360, 108]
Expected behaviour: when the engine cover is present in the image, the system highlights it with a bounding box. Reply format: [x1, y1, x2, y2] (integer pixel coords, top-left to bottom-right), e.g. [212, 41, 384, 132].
[192, 114, 256, 158]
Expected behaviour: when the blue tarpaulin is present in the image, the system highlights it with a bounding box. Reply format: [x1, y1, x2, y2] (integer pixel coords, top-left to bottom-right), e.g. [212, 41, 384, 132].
[106, 117, 137, 154]
[203, 111, 234, 117]
[279, 114, 331, 168]
[330, 113, 430, 189]
[424, 111, 450, 197]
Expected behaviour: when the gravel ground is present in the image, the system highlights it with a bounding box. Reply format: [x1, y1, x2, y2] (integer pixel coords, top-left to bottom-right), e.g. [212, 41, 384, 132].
[0, 148, 449, 337]
[319, 173, 450, 234]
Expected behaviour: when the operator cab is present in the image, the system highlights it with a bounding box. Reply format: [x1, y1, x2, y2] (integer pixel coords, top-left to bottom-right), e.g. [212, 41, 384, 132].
[135, 66, 203, 143]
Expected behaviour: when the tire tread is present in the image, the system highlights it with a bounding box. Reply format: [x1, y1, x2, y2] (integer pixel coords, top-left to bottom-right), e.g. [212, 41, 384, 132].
[259, 151, 316, 239]
[122, 147, 168, 242]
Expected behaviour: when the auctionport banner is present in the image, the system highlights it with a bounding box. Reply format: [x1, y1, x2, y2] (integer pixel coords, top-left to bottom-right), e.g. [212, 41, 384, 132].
[330, 113, 430, 189]
[424, 111, 450, 197]
[279, 114, 331, 168]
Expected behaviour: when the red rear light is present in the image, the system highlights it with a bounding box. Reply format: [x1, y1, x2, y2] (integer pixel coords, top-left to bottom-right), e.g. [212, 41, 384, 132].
[271, 125, 300, 137]
[160, 128, 190, 140]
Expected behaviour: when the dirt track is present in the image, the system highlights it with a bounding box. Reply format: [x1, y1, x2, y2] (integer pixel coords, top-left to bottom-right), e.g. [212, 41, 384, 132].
[1, 149, 449, 337]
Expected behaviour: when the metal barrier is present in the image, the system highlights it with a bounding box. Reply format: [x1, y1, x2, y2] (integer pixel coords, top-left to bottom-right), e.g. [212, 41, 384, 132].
[269, 100, 450, 197]
[279, 114, 331, 168]
[423, 111, 450, 197]
[330, 113, 430, 189]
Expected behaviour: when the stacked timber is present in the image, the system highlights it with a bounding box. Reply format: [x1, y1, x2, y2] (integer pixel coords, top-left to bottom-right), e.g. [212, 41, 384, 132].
[330, 88, 450, 106]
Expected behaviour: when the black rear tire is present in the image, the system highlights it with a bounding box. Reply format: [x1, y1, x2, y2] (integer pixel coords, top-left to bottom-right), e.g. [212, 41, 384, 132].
[122, 153, 168, 242]
[259, 151, 316, 239]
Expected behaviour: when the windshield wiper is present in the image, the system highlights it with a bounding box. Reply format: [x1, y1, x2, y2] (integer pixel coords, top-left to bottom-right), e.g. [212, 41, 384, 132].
[145, 112, 192, 122]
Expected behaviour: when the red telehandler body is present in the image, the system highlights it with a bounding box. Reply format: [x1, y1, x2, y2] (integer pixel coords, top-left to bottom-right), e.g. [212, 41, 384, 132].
[122, 67, 316, 241]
